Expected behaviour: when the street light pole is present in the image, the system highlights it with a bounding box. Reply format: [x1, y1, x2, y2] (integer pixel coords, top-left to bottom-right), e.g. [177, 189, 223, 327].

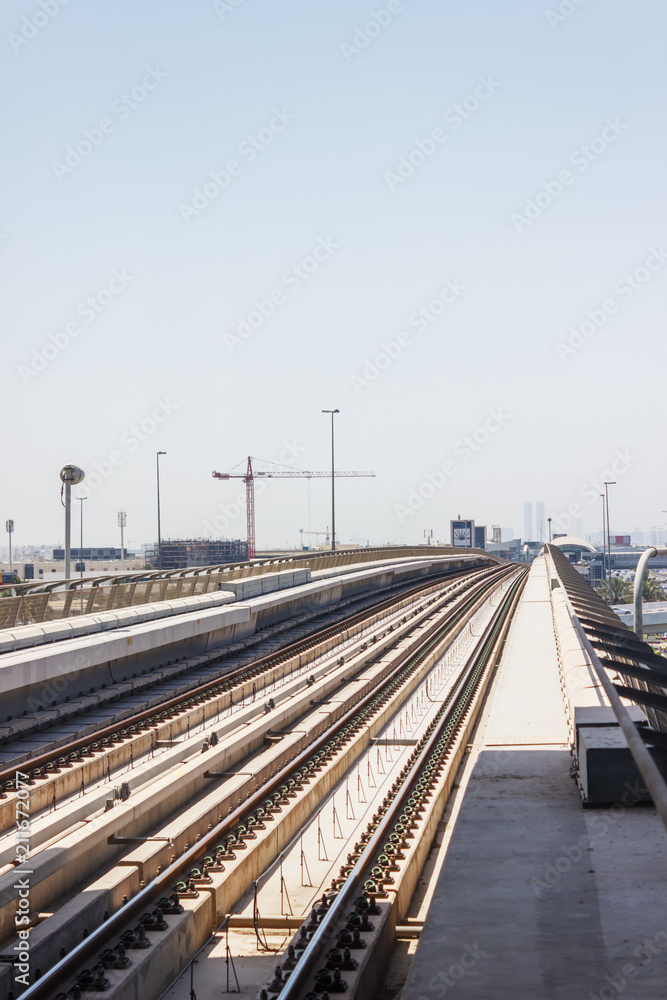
[600, 495, 606, 586]
[5, 521, 14, 577]
[60, 465, 85, 581]
[156, 452, 166, 571]
[321, 410, 339, 551]
[547, 517, 552, 543]
[78, 497, 87, 579]
[604, 481, 616, 601]
[118, 510, 127, 573]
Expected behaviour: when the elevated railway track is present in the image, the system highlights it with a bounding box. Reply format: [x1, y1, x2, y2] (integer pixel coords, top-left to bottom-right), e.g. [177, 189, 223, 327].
[0, 559, 526, 1000]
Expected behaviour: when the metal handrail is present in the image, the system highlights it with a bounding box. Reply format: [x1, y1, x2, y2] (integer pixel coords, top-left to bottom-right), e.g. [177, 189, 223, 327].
[633, 547, 667, 638]
[547, 549, 667, 833]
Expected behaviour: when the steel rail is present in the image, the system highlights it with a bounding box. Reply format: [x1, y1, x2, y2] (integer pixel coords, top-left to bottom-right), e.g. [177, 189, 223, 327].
[18, 566, 515, 1000]
[276, 568, 527, 999]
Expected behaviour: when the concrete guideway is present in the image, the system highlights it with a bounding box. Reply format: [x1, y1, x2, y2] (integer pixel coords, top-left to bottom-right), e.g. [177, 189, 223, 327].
[402, 555, 667, 1000]
[0, 566, 478, 765]
[0, 574, 468, 890]
[8, 549, 666, 1000]
[0, 546, 494, 629]
[160, 575, 521, 999]
[0, 578, 456, 825]
[2, 564, 508, 1000]
[0, 556, 489, 722]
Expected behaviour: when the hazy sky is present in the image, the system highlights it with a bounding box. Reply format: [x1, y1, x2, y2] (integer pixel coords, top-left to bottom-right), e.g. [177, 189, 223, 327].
[2, 0, 665, 551]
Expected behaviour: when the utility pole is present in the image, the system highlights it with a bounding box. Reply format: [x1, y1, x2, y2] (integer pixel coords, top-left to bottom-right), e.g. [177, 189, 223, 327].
[5, 521, 13, 577]
[322, 409, 340, 551]
[604, 481, 616, 602]
[118, 510, 127, 572]
[156, 452, 166, 571]
[78, 497, 87, 579]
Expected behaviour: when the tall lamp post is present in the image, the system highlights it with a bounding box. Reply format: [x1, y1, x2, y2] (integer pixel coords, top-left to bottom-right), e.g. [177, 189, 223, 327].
[547, 517, 552, 543]
[5, 521, 14, 577]
[600, 495, 606, 584]
[78, 497, 87, 579]
[604, 481, 616, 601]
[60, 465, 85, 581]
[321, 410, 340, 551]
[118, 510, 127, 573]
[156, 452, 166, 571]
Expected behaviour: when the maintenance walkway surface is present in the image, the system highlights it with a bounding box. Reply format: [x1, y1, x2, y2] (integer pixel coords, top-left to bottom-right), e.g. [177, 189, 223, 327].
[402, 556, 667, 1000]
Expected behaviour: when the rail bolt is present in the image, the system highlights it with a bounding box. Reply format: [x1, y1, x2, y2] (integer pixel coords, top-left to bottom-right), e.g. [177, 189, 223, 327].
[349, 928, 368, 949]
[114, 943, 131, 968]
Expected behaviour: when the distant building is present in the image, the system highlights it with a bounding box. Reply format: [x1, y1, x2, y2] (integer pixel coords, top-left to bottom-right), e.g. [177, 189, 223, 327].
[522, 540, 543, 562]
[450, 521, 487, 551]
[0, 557, 144, 581]
[450, 520, 475, 548]
[53, 547, 129, 561]
[144, 538, 248, 570]
[523, 503, 533, 542]
[488, 538, 522, 561]
[523, 501, 545, 542]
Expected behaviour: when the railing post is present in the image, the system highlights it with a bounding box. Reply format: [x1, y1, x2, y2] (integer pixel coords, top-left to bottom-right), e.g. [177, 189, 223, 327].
[633, 546, 667, 638]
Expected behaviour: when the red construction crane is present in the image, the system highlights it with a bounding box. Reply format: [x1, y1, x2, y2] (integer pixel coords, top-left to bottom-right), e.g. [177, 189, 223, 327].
[212, 456, 375, 559]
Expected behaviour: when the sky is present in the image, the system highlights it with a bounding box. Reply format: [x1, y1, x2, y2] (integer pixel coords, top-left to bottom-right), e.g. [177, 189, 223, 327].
[2, 0, 666, 551]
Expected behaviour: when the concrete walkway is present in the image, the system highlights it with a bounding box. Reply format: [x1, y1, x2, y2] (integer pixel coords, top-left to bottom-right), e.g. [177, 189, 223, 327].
[402, 556, 667, 1000]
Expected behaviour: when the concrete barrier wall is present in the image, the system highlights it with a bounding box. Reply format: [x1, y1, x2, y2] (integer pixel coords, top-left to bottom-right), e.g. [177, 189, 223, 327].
[0, 569, 313, 656]
[546, 556, 609, 743]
